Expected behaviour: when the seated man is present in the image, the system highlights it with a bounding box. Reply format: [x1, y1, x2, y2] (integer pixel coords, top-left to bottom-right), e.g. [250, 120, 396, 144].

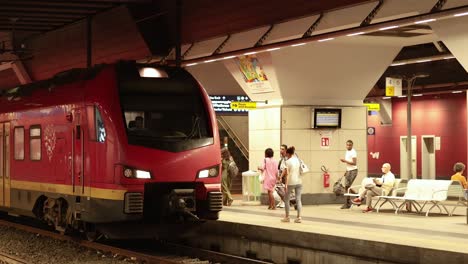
[352, 163, 395, 213]
[451, 162, 467, 189]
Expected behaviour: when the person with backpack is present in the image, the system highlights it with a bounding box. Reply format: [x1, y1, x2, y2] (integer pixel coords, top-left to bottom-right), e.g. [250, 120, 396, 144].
[221, 148, 238, 206]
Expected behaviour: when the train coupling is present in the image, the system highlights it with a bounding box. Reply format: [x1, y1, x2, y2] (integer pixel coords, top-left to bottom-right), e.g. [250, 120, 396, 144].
[168, 189, 199, 220]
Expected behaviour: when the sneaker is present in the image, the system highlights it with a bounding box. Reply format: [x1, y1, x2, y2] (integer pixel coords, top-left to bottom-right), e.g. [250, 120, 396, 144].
[281, 217, 290, 222]
[277, 202, 285, 208]
[362, 207, 373, 213]
[294, 217, 302, 223]
[227, 199, 233, 206]
[340, 204, 351, 209]
[351, 198, 362, 205]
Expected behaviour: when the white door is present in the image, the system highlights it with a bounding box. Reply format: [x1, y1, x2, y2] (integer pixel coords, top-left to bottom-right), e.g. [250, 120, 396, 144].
[400, 136, 417, 179]
[421, 136, 436, 179]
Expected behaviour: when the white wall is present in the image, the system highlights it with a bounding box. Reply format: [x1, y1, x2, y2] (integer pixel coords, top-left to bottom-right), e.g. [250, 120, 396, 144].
[281, 106, 367, 194]
[248, 107, 281, 170]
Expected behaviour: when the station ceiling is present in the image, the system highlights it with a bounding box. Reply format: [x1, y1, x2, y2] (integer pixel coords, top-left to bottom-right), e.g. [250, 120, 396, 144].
[0, 0, 467, 98]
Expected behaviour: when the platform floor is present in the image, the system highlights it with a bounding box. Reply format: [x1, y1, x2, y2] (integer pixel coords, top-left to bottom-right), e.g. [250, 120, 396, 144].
[220, 198, 468, 255]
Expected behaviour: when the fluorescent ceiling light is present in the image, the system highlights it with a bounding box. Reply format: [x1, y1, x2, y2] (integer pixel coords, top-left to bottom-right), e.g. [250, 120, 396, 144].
[318, 38, 334, 42]
[222, 55, 236, 60]
[452, 91, 463, 94]
[454, 12, 468, 17]
[382, 97, 391, 100]
[413, 94, 423, 97]
[415, 18, 436, 24]
[398, 95, 407, 98]
[204, 59, 217, 63]
[379, 25, 399, 31]
[347, 32, 365, 36]
[186, 63, 198, 67]
[244, 52, 257, 55]
[267, 47, 281, 51]
[291, 43, 306, 47]
[391, 62, 407, 66]
[444, 56, 454, 60]
[416, 59, 431, 63]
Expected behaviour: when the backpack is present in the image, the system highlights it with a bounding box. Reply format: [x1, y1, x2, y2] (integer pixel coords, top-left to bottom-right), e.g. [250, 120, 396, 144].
[228, 160, 239, 177]
[333, 176, 345, 196]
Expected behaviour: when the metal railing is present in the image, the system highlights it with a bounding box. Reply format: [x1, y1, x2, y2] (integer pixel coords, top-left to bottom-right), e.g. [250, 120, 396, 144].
[217, 116, 249, 161]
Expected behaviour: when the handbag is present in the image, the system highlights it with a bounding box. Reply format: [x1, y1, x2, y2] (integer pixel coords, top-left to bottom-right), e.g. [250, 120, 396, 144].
[333, 176, 345, 196]
[295, 153, 310, 174]
[300, 161, 310, 174]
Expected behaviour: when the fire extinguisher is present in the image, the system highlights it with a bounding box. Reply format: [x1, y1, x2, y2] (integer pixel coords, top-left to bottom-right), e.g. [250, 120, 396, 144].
[321, 165, 330, 188]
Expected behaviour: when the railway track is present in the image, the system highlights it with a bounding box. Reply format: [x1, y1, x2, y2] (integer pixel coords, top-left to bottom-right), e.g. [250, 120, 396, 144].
[0, 217, 272, 264]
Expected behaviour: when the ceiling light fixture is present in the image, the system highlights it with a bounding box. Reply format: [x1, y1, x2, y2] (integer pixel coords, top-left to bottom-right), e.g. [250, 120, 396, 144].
[347, 32, 365, 36]
[379, 25, 399, 31]
[291, 43, 306, 47]
[454, 12, 468, 17]
[452, 91, 463, 93]
[267, 47, 281, 51]
[414, 18, 436, 24]
[318, 38, 334, 42]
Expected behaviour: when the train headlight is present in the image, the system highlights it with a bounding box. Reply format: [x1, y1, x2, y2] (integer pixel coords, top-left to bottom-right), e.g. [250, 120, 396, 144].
[123, 167, 152, 179]
[135, 170, 151, 179]
[197, 165, 219, 178]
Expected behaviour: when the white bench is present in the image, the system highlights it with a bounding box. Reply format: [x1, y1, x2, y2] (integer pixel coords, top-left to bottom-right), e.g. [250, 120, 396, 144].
[344, 178, 402, 209]
[374, 179, 405, 212]
[377, 179, 453, 216]
[446, 180, 468, 215]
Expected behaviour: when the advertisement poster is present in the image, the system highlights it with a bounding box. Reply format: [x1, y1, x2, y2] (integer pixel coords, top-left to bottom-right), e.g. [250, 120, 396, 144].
[236, 55, 274, 94]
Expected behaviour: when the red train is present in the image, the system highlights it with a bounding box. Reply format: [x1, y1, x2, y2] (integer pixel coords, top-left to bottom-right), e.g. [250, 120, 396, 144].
[0, 61, 222, 238]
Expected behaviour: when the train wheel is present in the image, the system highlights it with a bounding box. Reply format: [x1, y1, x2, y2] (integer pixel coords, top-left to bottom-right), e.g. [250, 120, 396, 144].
[84, 223, 100, 241]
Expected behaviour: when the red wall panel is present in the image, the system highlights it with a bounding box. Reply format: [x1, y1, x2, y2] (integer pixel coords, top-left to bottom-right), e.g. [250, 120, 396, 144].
[368, 93, 467, 179]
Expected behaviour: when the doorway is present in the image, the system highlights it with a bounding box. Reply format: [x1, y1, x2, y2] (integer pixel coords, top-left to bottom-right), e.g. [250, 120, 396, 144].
[421, 135, 436, 179]
[0, 123, 11, 207]
[400, 136, 417, 180]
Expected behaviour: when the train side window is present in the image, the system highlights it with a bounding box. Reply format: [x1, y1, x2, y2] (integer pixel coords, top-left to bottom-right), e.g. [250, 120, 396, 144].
[14, 127, 24, 160]
[96, 108, 106, 143]
[30, 125, 41, 161]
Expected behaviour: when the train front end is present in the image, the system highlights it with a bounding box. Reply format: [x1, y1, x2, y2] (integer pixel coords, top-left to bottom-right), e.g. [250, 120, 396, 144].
[115, 62, 222, 223]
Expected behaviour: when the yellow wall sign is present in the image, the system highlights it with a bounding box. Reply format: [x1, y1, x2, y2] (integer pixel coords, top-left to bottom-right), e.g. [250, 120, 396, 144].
[230, 101, 257, 109]
[363, 103, 380, 111]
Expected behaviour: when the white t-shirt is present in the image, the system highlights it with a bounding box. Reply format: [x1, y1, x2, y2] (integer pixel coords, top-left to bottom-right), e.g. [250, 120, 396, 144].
[345, 148, 358, 171]
[286, 156, 301, 186]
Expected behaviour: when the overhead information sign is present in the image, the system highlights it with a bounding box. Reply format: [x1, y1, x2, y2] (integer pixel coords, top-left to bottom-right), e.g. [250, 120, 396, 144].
[386, 77, 402, 96]
[231, 101, 257, 110]
[209, 95, 250, 115]
[363, 103, 380, 111]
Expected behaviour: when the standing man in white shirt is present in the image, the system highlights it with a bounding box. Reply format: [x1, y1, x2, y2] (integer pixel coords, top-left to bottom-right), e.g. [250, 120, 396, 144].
[340, 140, 358, 209]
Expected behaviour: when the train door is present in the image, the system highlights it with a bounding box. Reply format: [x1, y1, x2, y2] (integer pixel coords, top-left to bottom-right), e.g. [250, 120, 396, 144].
[72, 111, 85, 195]
[0, 123, 11, 207]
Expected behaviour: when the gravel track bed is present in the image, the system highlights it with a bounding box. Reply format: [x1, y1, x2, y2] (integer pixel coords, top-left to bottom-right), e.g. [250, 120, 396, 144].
[0, 226, 141, 264]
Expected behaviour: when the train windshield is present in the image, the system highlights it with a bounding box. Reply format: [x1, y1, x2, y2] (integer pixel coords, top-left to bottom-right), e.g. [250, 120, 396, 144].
[117, 62, 213, 152]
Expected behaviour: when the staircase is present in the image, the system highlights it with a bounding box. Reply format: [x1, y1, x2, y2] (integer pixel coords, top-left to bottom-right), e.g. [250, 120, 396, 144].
[218, 117, 249, 195]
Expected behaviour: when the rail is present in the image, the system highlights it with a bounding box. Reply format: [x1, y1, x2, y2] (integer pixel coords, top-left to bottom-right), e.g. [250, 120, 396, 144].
[217, 116, 249, 161]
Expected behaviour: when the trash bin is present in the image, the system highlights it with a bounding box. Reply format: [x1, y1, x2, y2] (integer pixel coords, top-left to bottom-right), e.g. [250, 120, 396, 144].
[241, 170, 261, 204]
